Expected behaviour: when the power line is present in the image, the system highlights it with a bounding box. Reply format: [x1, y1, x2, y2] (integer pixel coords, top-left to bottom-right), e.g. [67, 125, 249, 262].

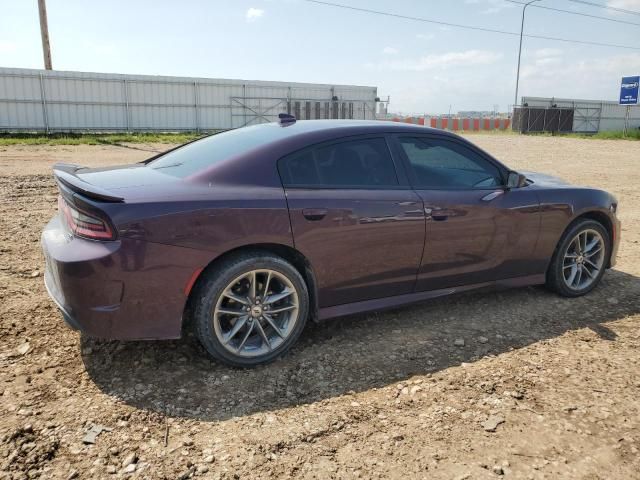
[564, 0, 640, 16]
[303, 0, 640, 50]
[505, 0, 640, 26]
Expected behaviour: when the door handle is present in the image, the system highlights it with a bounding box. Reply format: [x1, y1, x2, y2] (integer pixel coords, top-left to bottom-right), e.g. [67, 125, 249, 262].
[302, 208, 328, 221]
[425, 206, 450, 221]
[481, 190, 505, 202]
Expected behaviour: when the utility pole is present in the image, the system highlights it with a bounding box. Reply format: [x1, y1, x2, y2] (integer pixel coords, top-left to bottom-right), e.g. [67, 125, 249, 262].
[38, 0, 53, 70]
[513, 0, 539, 110]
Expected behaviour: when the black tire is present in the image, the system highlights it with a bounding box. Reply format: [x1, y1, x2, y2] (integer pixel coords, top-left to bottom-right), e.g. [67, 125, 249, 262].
[546, 219, 610, 297]
[192, 251, 309, 367]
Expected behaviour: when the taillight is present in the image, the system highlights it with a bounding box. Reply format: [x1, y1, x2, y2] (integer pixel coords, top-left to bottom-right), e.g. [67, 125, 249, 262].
[58, 196, 115, 240]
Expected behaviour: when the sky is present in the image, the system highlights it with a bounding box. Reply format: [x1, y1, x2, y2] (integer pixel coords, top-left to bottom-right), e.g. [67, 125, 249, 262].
[1, 0, 639, 114]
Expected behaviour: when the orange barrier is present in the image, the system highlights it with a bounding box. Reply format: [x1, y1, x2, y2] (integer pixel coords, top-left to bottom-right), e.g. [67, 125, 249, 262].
[386, 117, 510, 131]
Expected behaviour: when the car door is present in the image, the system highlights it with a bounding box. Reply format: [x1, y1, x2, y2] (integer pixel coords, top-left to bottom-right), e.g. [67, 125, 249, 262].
[390, 134, 540, 292]
[279, 135, 425, 307]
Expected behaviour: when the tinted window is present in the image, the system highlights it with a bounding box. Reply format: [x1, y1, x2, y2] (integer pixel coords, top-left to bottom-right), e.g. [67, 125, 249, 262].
[147, 124, 287, 178]
[399, 137, 502, 189]
[280, 138, 399, 187]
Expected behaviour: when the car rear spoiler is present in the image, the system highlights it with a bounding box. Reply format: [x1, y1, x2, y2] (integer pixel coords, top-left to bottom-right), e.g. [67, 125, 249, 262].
[53, 163, 125, 203]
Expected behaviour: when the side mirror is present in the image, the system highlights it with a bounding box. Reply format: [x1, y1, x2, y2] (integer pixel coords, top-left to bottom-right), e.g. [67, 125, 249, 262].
[506, 171, 527, 189]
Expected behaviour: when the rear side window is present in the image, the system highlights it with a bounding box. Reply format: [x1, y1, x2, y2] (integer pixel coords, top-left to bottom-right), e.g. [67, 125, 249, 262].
[279, 137, 399, 187]
[399, 137, 503, 189]
[147, 124, 286, 178]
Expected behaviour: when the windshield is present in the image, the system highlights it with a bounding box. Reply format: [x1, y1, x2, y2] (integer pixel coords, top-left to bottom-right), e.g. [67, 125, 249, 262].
[147, 124, 285, 178]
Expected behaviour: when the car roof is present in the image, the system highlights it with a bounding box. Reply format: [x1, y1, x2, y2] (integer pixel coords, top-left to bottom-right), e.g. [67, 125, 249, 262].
[248, 119, 451, 137]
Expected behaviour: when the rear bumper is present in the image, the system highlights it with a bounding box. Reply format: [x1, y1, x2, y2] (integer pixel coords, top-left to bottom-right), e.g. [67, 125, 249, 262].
[41, 215, 211, 340]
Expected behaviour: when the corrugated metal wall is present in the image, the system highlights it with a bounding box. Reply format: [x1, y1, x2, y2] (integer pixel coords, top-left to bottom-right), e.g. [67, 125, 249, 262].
[0, 67, 378, 132]
[522, 96, 640, 133]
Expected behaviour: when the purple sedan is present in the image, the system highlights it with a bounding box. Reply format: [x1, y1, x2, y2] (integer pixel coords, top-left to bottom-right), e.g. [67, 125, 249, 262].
[41, 117, 620, 367]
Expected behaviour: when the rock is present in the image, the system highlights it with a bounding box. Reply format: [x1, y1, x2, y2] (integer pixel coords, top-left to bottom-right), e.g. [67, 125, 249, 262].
[67, 471, 79, 480]
[83, 424, 112, 444]
[482, 415, 505, 432]
[492, 465, 504, 475]
[122, 452, 137, 468]
[69, 445, 83, 455]
[477, 336, 489, 344]
[122, 464, 136, 474]
[454, 338, 465, 347]
[17, 343, 31, 355]
[106, 465, 117, 474]
[203, 455, 215, 464]
[177, 467, 196, 479]
[30, 270, 40, 278]
[196, 465, 209, 474]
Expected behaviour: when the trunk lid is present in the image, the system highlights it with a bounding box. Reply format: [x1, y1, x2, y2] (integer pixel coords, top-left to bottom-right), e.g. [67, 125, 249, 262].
[53, 163, 185, 203]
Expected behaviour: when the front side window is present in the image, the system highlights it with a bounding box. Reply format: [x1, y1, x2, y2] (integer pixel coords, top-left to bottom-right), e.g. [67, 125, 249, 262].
[399, 137, 503, 189]
[279, 137, 399, 188]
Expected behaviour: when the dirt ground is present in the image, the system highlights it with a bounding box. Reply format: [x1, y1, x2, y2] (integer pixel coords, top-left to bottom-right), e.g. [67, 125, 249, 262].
[1, 134, 639, 480]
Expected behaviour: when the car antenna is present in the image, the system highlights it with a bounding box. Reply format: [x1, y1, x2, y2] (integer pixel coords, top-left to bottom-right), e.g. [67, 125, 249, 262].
[278, 113, 296, 126]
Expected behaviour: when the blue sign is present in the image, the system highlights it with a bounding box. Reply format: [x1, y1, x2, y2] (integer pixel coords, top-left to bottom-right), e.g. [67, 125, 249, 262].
[620, 76, 639, 105]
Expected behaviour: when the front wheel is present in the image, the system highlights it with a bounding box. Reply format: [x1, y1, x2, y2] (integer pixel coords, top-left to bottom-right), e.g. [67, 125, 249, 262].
[546, 219, 610, 297]
[193, 252, 309, 367]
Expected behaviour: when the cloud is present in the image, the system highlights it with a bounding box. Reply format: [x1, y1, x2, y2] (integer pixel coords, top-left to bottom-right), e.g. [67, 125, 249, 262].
[382, 47, 398, 55]
[534, 48, 563, 59]
[246, 7, 264, 22]
[0, 42, 17, 54]
[464, 0, 515, 14]
[606, 0, 640, 9]
[367, 50, 503, 71]
[520, 52, 640, 100]
[530, 48, 563, 67]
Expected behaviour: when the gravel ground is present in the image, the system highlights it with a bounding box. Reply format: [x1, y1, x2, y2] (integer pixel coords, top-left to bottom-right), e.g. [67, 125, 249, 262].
[1, 134, 639, 479]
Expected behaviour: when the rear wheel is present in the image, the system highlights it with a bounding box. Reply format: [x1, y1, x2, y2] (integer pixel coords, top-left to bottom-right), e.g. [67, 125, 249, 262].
[193, 252, 309, 367]
[546, 219, 609, 297]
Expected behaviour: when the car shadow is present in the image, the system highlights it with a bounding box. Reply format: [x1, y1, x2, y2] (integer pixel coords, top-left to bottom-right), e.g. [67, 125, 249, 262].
[82, 269, 640, 422]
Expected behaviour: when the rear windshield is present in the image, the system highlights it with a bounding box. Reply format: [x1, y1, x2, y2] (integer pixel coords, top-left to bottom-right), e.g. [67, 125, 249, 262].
[147, 124, 285, 177]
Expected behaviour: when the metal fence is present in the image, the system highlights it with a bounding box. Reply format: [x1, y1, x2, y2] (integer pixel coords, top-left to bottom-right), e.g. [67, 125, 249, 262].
[0, 67, 378, 132]
[518, 96, 640, 133]
[511, 107, 574, 133]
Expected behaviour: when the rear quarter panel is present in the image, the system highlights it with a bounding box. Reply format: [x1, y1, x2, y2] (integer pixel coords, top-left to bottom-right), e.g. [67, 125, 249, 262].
[101, 186, 294, 256]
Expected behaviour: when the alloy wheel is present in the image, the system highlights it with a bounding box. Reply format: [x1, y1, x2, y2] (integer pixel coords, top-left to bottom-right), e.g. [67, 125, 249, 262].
[213, 269, 300, 358]
[562, 228, 605, 291]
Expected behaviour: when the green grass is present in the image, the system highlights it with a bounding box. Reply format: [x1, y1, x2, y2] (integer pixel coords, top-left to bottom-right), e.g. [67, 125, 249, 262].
[462, 129, 640, 140]
[510, 130, 640, 140]
[565, 129, 640, 140]
[1, 128, 637, 146]
[0, 132, 207, 146]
